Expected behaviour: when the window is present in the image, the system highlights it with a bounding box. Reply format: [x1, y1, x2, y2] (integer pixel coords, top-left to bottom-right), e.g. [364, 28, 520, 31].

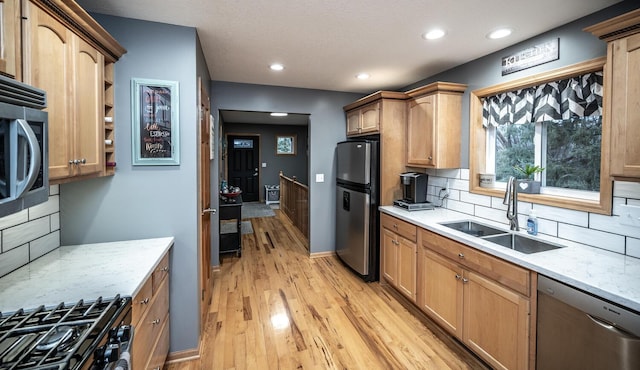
[469, 58, 612, 215]
[489, 115, 602, 194]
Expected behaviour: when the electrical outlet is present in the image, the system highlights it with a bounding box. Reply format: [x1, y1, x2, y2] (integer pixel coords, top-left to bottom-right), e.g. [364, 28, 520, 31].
[619, 204, 640, 227]
[315, 173, 324, 183]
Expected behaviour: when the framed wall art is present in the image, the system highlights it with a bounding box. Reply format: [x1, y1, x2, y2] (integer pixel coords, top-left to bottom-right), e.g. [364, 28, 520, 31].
[276, 135, 296, 155]
[131, 78, 180, 165]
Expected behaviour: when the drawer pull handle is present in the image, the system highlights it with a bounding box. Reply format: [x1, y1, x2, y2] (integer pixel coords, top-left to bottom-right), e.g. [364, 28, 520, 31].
[455, 274, 461, 280]
[140, 297, 150, 305]
[458, 253, 465, 259]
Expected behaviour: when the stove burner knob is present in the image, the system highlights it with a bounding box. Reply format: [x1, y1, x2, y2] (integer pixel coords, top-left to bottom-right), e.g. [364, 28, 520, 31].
[111, 325, 132, 343]
[100, 343, 120, 363]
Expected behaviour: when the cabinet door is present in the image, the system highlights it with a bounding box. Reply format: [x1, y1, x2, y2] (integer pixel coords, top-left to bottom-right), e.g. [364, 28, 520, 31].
[381, 228, 398, 286]
[0, 0, 19, 79]
[25, 3, 74, 179]
[463, 270, 529, 370]
[346, 110, 361, 135]
[397, 236, 417, 301]
[418, 248, 463, 337]
[359, 101, 380, 133]
[610, 33, 640, 177]
[74, 36, 104, 176]
[407, 95, 435, 167]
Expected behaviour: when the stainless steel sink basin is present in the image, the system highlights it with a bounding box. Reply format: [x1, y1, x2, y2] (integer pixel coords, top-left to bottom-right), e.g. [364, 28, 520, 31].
[482, 233, 563, 254]
[440, 220, 564, 254]
[440, 220, 506, 237]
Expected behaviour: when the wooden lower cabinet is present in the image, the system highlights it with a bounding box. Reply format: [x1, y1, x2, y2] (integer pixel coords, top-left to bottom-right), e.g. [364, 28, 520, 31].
[418, 248, 463, 337]
[132, 252, 170, 369]
[413, 226, 533, 370]
[463, 270, 530, 370]
[381, 214, 417, 301]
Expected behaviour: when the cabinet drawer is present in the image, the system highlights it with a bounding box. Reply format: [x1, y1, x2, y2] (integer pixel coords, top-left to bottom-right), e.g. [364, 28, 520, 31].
[381, 213, 417, 242]
[421, 229, 530, 296]
[145, 312, 170, 370]
[152, 253, 170, 295]
[132, 274, 153, 327]
[133, 276, 170, 370]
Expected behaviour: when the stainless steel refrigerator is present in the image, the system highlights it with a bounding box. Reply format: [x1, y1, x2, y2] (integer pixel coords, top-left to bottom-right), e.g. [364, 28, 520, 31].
[335, 138, 379, 282]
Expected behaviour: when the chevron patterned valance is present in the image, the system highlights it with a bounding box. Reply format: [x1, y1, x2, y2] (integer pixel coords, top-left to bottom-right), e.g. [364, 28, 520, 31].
[482, 72, 603, 127]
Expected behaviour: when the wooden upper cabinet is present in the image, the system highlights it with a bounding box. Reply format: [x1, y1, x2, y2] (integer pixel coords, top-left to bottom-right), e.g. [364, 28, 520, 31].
[585, 9, 640, 180]
[405, 82, 466, 168]
[24, 3, 75, 179]
[346, 101, 380, 136]
[74, 37, 105, 176]
[23, 0, 125, 183]
[343, 91, 407, 137]
[0, 0, 21, 79]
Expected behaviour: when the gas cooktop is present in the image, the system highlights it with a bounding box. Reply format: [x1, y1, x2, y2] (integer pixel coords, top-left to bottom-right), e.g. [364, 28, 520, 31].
[0, 295, 131, 370]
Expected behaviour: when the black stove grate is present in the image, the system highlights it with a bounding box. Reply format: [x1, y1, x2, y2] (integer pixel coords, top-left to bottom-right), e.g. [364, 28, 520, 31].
[0, 296, 130, 370]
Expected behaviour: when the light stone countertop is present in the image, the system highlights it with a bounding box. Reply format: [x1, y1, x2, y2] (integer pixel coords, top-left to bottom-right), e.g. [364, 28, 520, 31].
[0, 237, 174, 313]
[380, 206, 640, 313]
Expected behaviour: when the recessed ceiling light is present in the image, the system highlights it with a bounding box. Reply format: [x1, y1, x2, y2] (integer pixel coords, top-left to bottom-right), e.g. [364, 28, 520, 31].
[270, 112, 288, 117]
[269, 63, 284, 71]
[423, 29, 446, 40]
[356, 73, 370, 80]
[487, 28, 512, 39]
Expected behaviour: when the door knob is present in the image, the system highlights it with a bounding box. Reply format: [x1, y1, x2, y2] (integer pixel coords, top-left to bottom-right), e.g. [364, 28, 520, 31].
[202, 208, 217, 215]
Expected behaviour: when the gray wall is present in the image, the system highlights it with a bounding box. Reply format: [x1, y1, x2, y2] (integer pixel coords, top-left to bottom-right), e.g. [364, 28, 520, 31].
[210, 82, 361, 265]
[59, 15, 203, 353]
[223, 122, 309, 195]
[402, 1, 640, 168]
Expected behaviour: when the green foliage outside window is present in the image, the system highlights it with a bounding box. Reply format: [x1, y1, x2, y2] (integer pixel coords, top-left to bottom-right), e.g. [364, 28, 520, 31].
[494, 116, 601, 192]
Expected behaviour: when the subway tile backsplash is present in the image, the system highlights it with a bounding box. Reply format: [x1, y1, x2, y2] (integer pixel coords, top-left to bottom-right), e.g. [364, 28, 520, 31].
[425, 169, 640, 258]
[0, 185, 61, 278]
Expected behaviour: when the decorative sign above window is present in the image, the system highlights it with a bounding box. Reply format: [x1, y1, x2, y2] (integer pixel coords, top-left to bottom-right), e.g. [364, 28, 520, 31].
[501, 38, 559, 76]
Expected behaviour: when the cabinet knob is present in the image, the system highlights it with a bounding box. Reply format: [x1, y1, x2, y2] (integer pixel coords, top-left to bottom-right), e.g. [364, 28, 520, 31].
[161, 266, 169, 272]
[393, 224, 398, 229]
[455, 274, 462, 280]
[80, 158, 86, 164]
[458, 253, 465, 259]
[428, 156, 433, 160]
[462, 278, 469, 284]
[140, 297, 150, 305]
[151, 318, 160, 325]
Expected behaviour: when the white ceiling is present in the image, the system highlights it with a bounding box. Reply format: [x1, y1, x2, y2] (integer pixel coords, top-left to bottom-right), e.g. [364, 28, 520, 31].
[76, 0, 620, 94]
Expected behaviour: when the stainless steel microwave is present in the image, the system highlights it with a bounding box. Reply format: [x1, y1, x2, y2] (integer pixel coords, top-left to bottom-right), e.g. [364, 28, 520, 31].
[0, 75, 48, 218]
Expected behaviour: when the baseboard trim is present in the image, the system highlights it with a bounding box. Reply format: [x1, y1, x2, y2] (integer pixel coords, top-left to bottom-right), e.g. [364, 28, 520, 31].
[166, 344, 201, 364]
[309, 251, 335, 259]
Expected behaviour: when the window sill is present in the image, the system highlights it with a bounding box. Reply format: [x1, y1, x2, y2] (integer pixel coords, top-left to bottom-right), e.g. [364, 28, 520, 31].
[470, 184, 611, 214]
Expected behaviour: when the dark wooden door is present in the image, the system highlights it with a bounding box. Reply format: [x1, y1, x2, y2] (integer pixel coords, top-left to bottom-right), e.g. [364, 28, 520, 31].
[228, 135, 259, 201]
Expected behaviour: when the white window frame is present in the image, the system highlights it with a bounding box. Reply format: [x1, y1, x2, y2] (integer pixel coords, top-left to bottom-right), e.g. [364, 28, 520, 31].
[486, 121, 600, 202]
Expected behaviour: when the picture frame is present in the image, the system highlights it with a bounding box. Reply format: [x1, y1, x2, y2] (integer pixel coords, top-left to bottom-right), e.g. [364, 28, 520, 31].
[131, 78, 180, 165]
[276, 135, 296, 155]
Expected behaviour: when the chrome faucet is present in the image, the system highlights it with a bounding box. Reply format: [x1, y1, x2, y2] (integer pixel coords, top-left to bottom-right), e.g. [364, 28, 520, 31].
[503, 176, 519, 231]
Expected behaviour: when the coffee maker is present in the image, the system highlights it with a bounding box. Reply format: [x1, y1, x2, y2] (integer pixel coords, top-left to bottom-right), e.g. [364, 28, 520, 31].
[393, 172, 433, 211]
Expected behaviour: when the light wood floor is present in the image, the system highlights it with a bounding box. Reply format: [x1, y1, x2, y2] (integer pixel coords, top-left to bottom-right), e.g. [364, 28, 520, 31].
[167, 210, 489, 370]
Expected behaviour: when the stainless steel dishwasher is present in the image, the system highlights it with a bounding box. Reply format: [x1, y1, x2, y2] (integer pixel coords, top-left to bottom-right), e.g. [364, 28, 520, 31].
[537, 275, 640, 369]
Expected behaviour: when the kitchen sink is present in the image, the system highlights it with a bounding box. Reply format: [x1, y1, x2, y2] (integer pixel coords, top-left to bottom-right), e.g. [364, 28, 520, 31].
[482, 233, 563, 254]
[440, 220, 506, 237]
[440, 220, 564, 254]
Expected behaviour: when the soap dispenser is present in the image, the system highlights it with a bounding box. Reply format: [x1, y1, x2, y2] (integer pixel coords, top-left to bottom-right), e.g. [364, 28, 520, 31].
[527, 210, 538, 236]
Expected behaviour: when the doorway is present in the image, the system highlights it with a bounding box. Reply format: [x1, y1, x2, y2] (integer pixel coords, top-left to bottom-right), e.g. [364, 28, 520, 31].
[227, 134, 260, 202]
